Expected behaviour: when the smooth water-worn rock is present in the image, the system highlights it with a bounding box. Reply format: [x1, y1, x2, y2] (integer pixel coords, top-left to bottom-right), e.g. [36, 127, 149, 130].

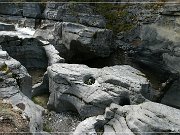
[47, 63, 150, 117]
[43, 44, 65, 66]
[74, 102, 180, 135]
[0, 49, 44, 132]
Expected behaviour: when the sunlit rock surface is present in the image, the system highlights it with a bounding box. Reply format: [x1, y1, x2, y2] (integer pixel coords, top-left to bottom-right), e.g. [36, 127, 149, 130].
[74, 102, 180, 135]
[47, 63, 150, 117]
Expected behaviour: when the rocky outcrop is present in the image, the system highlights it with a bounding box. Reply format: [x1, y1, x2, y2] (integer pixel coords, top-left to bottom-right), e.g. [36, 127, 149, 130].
[34, 22, 113, 62]
[44, 3, 106, 28]
[0, 49, 44, 132]
[0, 15, 36, 28]
[0, 3, 42, 18]
[0, 49, 31, 98]
[61, 22, 112, 60]
[74, 102, 180, 135]
[47, 63, 150, 117]
[114, 3, 180, 106]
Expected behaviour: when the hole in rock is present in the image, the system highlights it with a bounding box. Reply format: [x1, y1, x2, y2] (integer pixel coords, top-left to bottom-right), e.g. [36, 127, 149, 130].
[83, 75, 95, 85]
[67, 45, 175, 103]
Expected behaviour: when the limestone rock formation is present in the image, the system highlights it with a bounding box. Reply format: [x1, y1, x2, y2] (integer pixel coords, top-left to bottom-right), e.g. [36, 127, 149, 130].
[74, 102, 180, 135]
[61, 22, 113, 60]
[43, 44, 65, 66]
[0, 49, 44, 132]
[47, 63, 150, 117]
[0, 48, 31, 98]
[34, 22, 113, 62]
[44, 3, 106, 28]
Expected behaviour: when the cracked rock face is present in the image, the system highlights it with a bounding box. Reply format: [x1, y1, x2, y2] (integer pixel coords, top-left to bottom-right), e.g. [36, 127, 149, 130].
[74, 102, 180, 135]
[47, 63, 150, 117]
[44, 3, 106, 28]
[0, 48, 31, 98]
[0, 49, 44, 132]
[34, 22, 113, 62]
[62, 22, 113, 60]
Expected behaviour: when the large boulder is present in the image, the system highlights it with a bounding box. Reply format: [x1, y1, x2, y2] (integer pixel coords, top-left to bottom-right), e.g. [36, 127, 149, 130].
[34, 22, 113, 62]
[74, 102, 180, 135]
[61, 22, 113, 60]
[47, 63, 150, 117]
[125, 5, 180, 104]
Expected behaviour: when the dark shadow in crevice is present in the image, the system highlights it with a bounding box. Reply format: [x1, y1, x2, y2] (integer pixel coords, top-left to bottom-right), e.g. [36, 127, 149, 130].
[119, 97, 131, 106]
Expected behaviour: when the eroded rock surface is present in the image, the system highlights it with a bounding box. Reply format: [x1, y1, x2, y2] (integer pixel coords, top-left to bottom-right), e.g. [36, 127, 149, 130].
[74, 102, 180, 135]
[44, 3, 106, 28]
[47, 63, 150, 117]
[0, 48, 31, 98]
[0, 49, 44, 132]
[34, 22, 113, 62]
